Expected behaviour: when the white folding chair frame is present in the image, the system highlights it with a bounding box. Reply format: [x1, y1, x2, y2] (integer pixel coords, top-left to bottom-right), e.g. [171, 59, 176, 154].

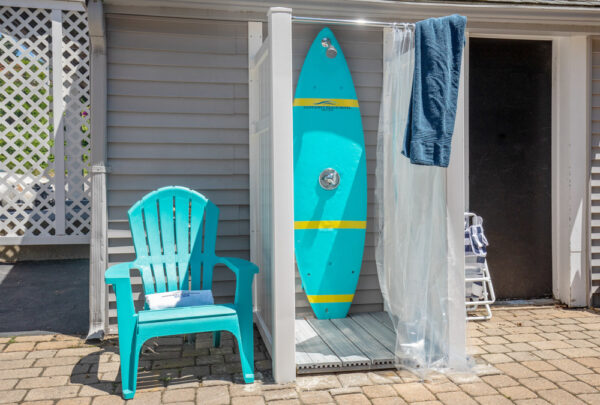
[465, 213, 496, 321]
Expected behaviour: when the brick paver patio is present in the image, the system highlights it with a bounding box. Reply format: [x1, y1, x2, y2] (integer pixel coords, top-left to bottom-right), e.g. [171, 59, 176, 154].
[2, 306, 600, 404]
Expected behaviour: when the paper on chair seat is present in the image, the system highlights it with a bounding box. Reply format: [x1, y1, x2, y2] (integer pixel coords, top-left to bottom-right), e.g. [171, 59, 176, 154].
[146, 290, 214, 310]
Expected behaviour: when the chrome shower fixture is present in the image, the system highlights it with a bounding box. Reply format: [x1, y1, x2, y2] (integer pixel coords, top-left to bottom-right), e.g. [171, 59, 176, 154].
[321, 37, 338, 58]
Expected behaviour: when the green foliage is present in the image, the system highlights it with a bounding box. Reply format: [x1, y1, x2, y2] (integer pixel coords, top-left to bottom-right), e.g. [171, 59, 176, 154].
[0, 56, 90, 177]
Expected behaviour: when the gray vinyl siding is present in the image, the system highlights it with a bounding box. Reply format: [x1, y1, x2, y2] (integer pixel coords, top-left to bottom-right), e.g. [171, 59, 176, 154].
[105, 14, 249, 330]
[293, 24, 384, 316]
[104, 14, 385, 328]
[591, 38, 600, 305]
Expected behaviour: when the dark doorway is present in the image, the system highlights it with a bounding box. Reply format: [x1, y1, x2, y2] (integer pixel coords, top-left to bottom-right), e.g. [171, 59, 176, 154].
[469, 38, 552, 299]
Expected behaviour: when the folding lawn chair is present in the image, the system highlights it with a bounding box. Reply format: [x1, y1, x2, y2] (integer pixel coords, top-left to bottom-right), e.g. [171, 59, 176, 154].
[465, 212, 496, 321]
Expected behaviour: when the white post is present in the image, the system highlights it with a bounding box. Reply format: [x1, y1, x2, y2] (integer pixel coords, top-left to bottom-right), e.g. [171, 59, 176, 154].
[447, 53, 467, 369]
[87, 0, 109, 339]
[51, 9, 65, 235]
[555, 36, 590, 307]
[268, 7, 296, 383]
[463, 35, 470, 211]
[248, 21, 263, 313]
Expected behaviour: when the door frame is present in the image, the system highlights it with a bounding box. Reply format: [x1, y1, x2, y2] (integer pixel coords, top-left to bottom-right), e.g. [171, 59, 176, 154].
[463, 31, 591, 306]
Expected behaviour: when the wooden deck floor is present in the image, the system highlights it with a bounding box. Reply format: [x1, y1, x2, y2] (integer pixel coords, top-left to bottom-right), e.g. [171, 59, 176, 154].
[295, 312, 396, 374]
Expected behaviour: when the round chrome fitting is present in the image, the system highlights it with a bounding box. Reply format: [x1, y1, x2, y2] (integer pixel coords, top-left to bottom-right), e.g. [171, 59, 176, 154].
[319, 168, 340, 190]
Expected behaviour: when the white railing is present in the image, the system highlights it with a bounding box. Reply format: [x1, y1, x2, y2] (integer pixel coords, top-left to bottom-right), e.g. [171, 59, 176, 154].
[248, 8, 296, 383]
[0, 3, 90, 244]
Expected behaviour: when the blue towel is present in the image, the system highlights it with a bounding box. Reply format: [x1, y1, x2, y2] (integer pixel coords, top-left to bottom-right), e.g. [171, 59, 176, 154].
[403, 14, 467, 167]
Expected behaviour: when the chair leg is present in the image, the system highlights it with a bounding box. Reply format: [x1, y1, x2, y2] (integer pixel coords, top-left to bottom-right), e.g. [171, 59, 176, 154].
[213, 331, 221, 348]
[237, 312, 254, 383]
[118, 335, 142, 400]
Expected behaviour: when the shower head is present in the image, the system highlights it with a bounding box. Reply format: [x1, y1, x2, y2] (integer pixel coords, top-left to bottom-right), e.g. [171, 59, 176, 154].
[321, 37, 338, 58]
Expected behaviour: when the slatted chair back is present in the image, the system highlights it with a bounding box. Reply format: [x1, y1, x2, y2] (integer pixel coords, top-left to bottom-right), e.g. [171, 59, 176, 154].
[127, 186, 219, 295]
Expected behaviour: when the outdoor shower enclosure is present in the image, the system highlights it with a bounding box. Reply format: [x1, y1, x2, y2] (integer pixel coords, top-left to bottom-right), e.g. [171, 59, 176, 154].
[248, 7, 466, 383]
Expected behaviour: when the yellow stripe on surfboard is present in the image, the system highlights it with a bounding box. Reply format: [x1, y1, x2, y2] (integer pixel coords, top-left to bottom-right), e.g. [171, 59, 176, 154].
[294, 220, 366, 230]
[293, 98, 359, 108]
[307, 294, 355, 304]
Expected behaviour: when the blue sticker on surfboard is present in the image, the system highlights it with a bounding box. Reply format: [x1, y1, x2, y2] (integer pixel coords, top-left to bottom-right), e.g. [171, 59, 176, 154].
[293, 28, 367, 319]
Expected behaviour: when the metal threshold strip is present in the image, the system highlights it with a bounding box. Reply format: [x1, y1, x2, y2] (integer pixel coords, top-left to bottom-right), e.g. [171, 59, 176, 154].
[292, 16, 410, 28]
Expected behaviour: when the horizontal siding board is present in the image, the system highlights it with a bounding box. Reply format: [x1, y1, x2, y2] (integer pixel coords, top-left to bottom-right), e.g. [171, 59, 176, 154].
[108, 158, 247, 175]
[107, 174, 249, 191]
[107, 31, 247, 54]
[108, 48, 248, 68]
[107, 143, 246, 160]
[109, 96, 248, 115]
[108, 64, 246, 84]
[107, 112, 248, 129]
[108, 127, 248, 144]
[107, 14, 247, 37]
[108, 80, 237, 99]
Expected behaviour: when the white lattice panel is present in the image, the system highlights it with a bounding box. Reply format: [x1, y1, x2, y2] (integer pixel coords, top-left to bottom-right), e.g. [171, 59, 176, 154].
[0, 6, 90, 243]
[62, 10, 90, 236]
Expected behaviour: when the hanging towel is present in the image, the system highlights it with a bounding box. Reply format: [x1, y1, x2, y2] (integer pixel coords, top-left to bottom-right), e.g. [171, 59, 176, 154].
[146, 289, 214, 310]
[403, 14, 467, 167]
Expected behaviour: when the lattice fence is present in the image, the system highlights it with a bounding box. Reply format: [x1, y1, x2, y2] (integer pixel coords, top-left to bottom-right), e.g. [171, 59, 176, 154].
[0, 5, 90, 244]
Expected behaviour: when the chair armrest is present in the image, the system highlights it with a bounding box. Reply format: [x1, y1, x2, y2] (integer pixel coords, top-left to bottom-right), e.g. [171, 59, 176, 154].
[216, 257, 258, 308]
[105, 261, 136, 284]
[105, 261, 137, 319]
[215, 257, 259, 277]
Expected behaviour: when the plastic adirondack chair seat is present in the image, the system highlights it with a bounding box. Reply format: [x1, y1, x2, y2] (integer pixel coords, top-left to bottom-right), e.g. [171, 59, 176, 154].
[105, 186, 259, 399]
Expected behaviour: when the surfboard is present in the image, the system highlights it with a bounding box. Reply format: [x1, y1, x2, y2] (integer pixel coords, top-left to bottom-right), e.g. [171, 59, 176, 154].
[293, 28, 367, 319]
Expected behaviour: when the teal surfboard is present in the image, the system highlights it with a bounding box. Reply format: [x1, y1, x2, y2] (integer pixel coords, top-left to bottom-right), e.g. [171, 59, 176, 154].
[293, 28, 367, 319]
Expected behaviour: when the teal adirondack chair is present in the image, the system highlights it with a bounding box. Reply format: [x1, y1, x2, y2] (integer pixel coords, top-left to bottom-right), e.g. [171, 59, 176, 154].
[105, 186, 258, 399]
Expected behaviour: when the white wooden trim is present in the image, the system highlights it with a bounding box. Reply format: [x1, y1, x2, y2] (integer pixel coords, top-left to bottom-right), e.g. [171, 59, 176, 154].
[555, 36, 590, 307]
[87, 0, 109, 339]
[0, 0, 85, 11]
[463, 35, 470, 211]
[267, 6, 296, 383]
[51, 9, 66, 236]
[552, 38, 560, 301]
[254, 312, 273, 357]
[248, 20, 262, 321]
[446, 52, 467, 369]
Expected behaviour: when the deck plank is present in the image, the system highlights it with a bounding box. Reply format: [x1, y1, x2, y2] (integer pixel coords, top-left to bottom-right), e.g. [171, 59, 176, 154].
[370, 311, 395, 332]
[350, 313, 397, 353]
[307, 318, 371, 368]
[295, 319, 341, 369]
[330, 317, 395, 366]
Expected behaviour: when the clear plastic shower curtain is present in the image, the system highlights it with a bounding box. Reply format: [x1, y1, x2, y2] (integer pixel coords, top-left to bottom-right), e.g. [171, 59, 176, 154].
[375, 25, 466, 373]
